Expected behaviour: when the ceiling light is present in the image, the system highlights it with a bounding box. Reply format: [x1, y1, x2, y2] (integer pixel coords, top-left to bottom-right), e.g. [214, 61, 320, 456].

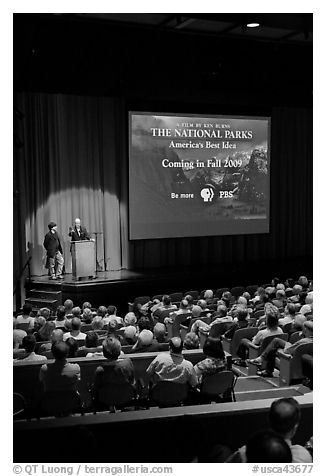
[247, 22, 260, 28]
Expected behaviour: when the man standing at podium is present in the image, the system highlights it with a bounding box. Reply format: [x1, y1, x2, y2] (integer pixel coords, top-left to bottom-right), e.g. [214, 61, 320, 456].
[69, 218, 91, 242]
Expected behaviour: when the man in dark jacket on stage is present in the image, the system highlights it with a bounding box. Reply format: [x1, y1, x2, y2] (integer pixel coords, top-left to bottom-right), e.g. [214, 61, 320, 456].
[68, 217, 91, 241]
[43, 222, 64, 280]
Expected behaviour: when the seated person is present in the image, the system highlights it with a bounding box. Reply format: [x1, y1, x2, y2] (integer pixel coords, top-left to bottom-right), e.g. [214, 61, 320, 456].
[191, 304, 231, 335]
[203, 289, 215, 306]
[96, 306, 107, 319]
[123, 312, 137, 327]
[93, 337, 135, 399]
[34, 320, 56, 342]
[39, 341, 81, 393]
[194, 337, 226, 384]
[38, 328, 64, 354]
[248, 321, 313, 378]
[278, 302, 296, 327]
[235, 306, 282, 366]
[227, 397, 312, 462]
[184, 294, 194, 311]
[273, 289, 286, 310]
[223, 307, 250, 340]
[152, 295, 178, 319]
[183, 332, 200, 350]
[82, 301, 92, 311]
[102, 305, 124, 326]
[146, 337, 198, 387]
[63, 317, 87, 342]
[246, 430, 292, 463]
[164, 299, 190, 325]
[13, 323, 27, 356]
[66, 337, 79, 357]
[130, 329, 160, 353]
[33, 315, 46, 334]
[81, 308, 93, 324]
[152, 323, 168, 345]
[54, 305, 66, 328]
[91, 316, 104, 330]
[15, 303, 35, 330]
[63, 299, 74, 317]
[14, 334, 47, 362]
[120, 325, 137, 346]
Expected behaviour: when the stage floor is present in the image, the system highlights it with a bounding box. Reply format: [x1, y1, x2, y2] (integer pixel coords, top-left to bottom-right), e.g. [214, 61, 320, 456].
[30, 269, 146, 285]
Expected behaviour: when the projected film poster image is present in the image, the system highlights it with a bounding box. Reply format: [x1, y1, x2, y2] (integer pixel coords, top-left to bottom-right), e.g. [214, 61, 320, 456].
[129, 112, 270, 240]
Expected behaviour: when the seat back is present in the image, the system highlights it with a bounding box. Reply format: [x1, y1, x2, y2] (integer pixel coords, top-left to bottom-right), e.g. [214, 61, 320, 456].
[41, 390, 81, 417]
[252, 309, 265, 320]
[97, 382, 135, 408]
[215, 288, 229, 299]
[209, 322, 232, 339]
[289, 331, 302, 344]
[230, 286, 245, 298]
[184, 290, 199, 300]
[16, 322, 30, 332]
[76, 346, 102, 357]
[134, 296, 150, 306]
[151, 381, 188, 407]
[200, 370, 235, 401]
[80, 324, 93, 332]
[153, 308, 175, 323]
[169, 292, 183, 303]
[246, 285, 259, 297]
[152, 294, 163, 301]
[230, 327, 259, 357]
[13, 392, 26, 418]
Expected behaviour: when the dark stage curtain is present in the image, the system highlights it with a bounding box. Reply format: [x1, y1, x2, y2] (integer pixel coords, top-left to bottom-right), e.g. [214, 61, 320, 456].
[13, 92, 312, 278]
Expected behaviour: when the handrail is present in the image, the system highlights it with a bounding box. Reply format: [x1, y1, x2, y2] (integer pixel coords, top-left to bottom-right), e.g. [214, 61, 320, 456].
[13, 256, 31, 296]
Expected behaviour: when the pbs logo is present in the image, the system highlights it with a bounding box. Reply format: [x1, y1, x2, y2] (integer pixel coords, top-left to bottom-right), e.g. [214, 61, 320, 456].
[200, 187, 214, 202]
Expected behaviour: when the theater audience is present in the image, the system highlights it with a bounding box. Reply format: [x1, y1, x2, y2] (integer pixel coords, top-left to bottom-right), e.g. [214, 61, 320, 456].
[93, 337, 135, 395]
[235, 306, 282, 366]
[91, 316, 104, 330]
[39, 328, 64, 354]
[131, 329, 160, 353]
[194, 337, 226, 384]
[39, 342, 81, 393]
[124, 312, 137, 327]
[183, 332, 199, 350]
[63, 318, 86, 342]
[81, 308, 93, 324]
[245, 430, 292, 463]
[15, 335, 47, 362]
[63, 299, 74, 317]
[66, 337, 79, 357]
[146, 337, 197, 387]
[223, 307, 249, 340]
[227, 397, 312, 462]
[15, 304, 35, 330]
[102, 305, 124, 326]
[35, 320, 56, 342]
[54, 305, 66, 328]
[248, 321, 313, 378]
[152, 323, 168, 344]
[120, 326, 137, 345]
[278, 302, 296, 327]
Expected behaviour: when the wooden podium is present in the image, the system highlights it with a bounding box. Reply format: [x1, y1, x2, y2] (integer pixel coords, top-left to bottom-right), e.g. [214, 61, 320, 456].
[71, 241, 96, 280]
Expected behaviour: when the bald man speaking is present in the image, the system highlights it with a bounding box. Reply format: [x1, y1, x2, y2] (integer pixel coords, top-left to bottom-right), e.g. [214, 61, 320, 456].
[69, 218, 92, 242]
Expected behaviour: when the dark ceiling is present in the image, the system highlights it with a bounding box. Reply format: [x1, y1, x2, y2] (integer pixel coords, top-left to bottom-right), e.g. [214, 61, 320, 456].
[13, 13, 312, 108]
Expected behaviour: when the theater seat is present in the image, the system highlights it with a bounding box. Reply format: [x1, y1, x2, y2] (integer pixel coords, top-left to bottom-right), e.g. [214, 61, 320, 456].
[40, 390, 82, 417]
[247, 334, 288, 375]
[222, 327, 259, 358]
[277, 342, 313, 386]
[150, 381, 188, 407]
[200, 370, 236, 403]
[94, 382, 138, 412]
